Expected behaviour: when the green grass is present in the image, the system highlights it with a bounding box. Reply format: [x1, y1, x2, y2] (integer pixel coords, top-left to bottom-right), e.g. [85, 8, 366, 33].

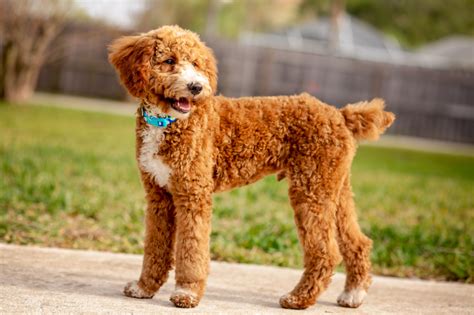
[1, 103, 473, 283]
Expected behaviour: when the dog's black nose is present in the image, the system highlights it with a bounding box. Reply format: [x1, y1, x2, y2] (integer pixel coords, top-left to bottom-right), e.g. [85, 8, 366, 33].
[187, 82, 203, 95]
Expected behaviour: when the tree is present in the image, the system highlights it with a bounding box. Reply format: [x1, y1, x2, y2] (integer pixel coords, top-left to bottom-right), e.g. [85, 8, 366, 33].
[0, 0, 72, 103]
[135, 0, 210, 34]
[299, 0, 474, 48]
[346, 0, 474, 47]
[135, 0, 297, 39]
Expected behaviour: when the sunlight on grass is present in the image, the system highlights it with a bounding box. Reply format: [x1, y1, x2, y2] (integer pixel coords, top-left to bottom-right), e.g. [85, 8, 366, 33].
[1, 103, 472, 282]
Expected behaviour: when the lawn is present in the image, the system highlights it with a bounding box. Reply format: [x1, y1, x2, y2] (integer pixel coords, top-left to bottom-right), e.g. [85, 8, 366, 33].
[1, 103, 473, 283]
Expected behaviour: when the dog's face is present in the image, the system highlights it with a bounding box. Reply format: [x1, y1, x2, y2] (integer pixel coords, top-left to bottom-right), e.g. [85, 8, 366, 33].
[109, 25, 217, 119]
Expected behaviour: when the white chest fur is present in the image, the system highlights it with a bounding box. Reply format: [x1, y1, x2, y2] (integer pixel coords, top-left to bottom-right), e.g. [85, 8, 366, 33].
[139, 126, 171, 187]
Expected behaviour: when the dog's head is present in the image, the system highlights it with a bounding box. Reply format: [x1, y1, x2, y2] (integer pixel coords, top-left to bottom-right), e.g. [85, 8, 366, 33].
[109, 25, 217, 119]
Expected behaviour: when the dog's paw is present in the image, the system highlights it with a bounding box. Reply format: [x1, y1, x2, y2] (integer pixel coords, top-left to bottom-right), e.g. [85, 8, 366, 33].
[123, 280, 154, 299]
[170, 287, 200, 308]
[279, 293, 313, 310]
[337, 288, 366, 308]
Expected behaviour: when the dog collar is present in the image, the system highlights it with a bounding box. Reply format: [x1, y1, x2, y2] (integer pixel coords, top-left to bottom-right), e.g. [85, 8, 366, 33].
[142, 107, 176, 128]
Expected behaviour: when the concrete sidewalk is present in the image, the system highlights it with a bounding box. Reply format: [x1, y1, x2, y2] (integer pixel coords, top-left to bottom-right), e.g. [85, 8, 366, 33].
[1, 244, 472, 314]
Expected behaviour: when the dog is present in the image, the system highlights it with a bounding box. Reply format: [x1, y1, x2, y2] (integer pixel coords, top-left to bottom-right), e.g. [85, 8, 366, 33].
[108, 25, 395, 310]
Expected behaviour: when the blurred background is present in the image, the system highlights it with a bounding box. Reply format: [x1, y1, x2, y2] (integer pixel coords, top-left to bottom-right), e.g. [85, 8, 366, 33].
[1, 0, 473, 142]
[0, 0, 473, 283]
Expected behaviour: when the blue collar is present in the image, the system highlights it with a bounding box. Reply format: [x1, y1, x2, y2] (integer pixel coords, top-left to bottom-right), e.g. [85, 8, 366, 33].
[142, 107, 177, 128]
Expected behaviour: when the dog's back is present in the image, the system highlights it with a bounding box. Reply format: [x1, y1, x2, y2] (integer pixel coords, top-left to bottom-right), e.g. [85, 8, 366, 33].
[211, 94, 394, 192]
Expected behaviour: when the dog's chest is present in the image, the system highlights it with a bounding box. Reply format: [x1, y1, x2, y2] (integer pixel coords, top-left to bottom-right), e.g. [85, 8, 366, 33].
[139, 126, 171, 187]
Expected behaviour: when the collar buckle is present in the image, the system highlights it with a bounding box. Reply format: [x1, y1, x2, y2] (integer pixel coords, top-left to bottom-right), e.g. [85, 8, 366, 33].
[142, 107, 176, 128]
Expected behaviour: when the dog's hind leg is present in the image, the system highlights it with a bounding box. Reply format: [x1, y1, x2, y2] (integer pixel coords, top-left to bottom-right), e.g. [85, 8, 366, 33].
[279, 155, 345, 309]
[123, 184, 176, 299]
[335, 175, 372, 308]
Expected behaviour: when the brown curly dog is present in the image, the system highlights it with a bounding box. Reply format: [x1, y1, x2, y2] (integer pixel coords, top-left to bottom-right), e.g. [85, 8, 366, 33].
[108, 25, 395, 310]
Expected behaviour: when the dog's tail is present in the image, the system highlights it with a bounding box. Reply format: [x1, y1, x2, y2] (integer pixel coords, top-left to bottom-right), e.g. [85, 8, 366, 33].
[340, 98, 395, 141]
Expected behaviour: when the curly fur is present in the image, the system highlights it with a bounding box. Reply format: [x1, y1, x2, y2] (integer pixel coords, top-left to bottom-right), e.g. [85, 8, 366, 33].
[108, 25, 395, 310]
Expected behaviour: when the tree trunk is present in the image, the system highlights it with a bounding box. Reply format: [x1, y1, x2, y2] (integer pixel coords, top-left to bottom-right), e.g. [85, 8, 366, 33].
[329, 0, 346, 52]
[4, 69, 40, 103]
[0, 1, 64, 104]
[1, 41, 42, 103]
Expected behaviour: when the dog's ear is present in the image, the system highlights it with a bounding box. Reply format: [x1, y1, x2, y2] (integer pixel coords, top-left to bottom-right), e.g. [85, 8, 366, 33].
[203, 46, 218, 94]
[108, 35, 155, 98]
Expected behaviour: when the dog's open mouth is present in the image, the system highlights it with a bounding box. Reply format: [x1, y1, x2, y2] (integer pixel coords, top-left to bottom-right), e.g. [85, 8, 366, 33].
[169, 97, 191, 114]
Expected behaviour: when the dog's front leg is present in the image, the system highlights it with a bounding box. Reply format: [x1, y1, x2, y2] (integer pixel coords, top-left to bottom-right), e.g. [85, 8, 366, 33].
[169, 190, 212, 308]
[124, 183, 176, 299]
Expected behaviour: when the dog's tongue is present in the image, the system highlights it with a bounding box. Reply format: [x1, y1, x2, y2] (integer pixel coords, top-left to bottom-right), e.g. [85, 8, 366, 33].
[176, 98, 191, 112]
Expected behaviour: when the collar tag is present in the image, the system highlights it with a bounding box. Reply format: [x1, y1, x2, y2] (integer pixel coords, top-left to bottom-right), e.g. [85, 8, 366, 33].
[142, 107, 177, 128]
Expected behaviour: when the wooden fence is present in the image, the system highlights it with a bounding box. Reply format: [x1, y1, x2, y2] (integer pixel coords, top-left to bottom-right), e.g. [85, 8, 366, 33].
[36, 27, 474, 143]
[37, 24, 127, 100]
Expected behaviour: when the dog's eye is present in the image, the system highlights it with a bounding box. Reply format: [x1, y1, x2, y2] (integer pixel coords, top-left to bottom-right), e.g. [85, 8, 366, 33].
[164, 58, 175, 65]
[192, 61, 199, 67]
